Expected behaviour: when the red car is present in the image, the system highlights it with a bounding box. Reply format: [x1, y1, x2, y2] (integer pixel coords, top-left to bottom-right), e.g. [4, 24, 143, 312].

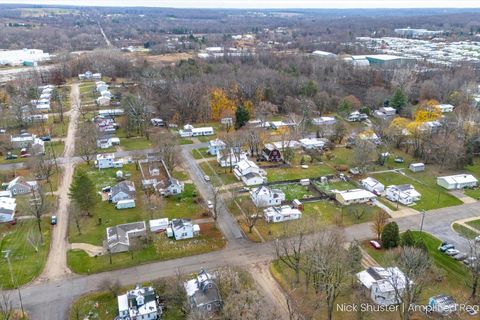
[370, 240, 382, 250]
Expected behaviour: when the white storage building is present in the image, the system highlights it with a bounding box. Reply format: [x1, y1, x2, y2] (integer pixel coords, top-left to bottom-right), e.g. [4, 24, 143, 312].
[437, 174, 478, 190]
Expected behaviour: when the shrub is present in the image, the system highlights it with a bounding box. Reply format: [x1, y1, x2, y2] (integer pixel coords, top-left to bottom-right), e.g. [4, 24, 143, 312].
[381, 222, 400, 249]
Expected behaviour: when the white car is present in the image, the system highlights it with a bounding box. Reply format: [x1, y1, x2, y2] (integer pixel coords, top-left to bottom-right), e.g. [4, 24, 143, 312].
[204, 175, 211, 182]
[207, 200, 213, 209]
[475, 235, 480, 243]
[445, 248, 460, 256]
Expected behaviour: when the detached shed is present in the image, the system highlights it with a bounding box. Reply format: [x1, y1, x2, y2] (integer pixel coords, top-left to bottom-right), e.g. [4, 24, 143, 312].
[116, 199, 136, 209]
[409, 163, 425, 173]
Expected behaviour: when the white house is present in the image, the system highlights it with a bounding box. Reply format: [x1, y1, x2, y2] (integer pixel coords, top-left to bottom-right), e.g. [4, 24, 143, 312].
[361, 177, 385, 195]
[270, 120, 296, 130]
[358, 131, 381, 144]
[312, 116, 336, 126]
[105, 221, 146, 253]
[167, 219, 200, 240]
[409, 163, 425, 173]
[356, 267, 409, 306]
[436, 104, 454, 113]
[109, 181, 136, 203]
[0, 197, 16, 223]
[95, 153, 123, 169]
[233, 159, 267, 186]
[158, 178, 184, 196]
[299, 138, 326, 150]
[347, 111, 368, 122]
[264, 205, 302, 223]
[216, 149, 248, 167]
[250, 186, 286, 207]
[96, 96, 111, 106]
[208, 139, 226, 155]
[96, 84, 109, 93]
[437, 174, 478, 190]
[335, 189, 376, 205]
[179, 124, 214, 137]
[117, 285, 161, 320]
[98, 109, 124, 117]
[385, 184, 421, 205]
[10, 133, 35, 148]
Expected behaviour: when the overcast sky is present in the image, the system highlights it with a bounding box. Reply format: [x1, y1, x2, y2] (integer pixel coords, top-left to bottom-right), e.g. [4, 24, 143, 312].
[2, 0, 480, 9]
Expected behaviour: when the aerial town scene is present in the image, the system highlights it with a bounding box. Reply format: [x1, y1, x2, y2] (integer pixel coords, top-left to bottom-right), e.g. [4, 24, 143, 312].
[2, 0, 480, 319]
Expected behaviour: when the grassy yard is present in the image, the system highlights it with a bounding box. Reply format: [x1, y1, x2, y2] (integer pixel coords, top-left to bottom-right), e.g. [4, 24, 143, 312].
[465, 219, 480, 231]
[191, 147, 213, 160]
[120, 136, 152, 151]
[273, 183, 315, 201]
[371, 171, 462, 210]
[266, 164, 335, 182]
[452, 223, 479, 240]
[314, 180, 357, 195]
[67, 223, 225, 274]
[199, 160, 238, 186]
[0, 219, 51, 289]
[180, 138, 194, 145]
[362, 231, 471, 298]
[464, 188, 480, 200]
[230, 197, 382, 242]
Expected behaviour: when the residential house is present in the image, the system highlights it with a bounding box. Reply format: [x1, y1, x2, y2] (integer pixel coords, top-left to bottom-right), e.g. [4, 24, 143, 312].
[96, 83, 109, 93]
[100, 90, 113, 99]
[385, 184, 421, 205]
[95, 153, 123, 169]
[271, 140, 301, 150]
[373, 107, 396, 119]
[420, 120, 442, 133]
[156, 160, 185, 196]
[270, 120, 296, 130]
[233, 159, 267, 186]
[167, 219, 200, 240]
[6, 176, 37, 196]
[299, 138, 326, 150]
[264, 205, 302, 223]
[179, 124, 214, 137]
[427, 295, 457, 315]
[247, 119, 270, 128]
[207, 139, 226, 155]
[347, 111, 368, 122]
[358, 131, 382, 144]
[356, 267, 409, 306]
[261, 144, 282, 162]
[184, 269, 223, 313]
[149, 218, 169, 233]
[98, 109, 124, 117]
[220, 117, 233, 126]
[0, 197, 16, 223]
[105, 221, 147, 253]
[250, 185, 286, 207]
[436, 104, 454, 113]
[312, 116, 336, 126]
[216, 149, 248, 167]
[335, 189, 376, 205]
[117, 285, 162, 320]
[437, 174, 478, 190]
[97, 136, 120, 149]
[109, 181, 136, 203]
[361, 177, 385, 195]
[150, 118, 164, 127]
[96, 96, 111, 106]
[10, 133, 35, 148]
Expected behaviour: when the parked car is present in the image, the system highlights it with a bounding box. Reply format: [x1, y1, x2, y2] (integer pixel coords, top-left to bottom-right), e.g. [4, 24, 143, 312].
[0, 128, 6, 134]
[369, 240, 381, 250]
[204, 175, 211, 182]
[463, 257, 477, 266]
[8, 218, 17, 226]
[207, 200, 213, 209]
[40, 135, 51, 141]
[20, 153, 32, 158]
[475, 235, 480, 243]
[438, 242, 455, 252]
[454, 253, 468, 261]
[394, 157, 404, 163]
[5, 152, 18, 160]
[101, 186, 111, 193]
[51, 215, 57, 225]
[445, 248, 460, 256]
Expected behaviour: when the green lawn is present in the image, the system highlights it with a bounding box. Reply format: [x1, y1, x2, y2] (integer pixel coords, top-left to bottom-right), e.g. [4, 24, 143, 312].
[0, 219, 51, 289]
[464, 187, 480, 200]
[230, 197, 381, 242]
[68, 223, 225, 274]
[120, 136, 152, 151]
[266, 164, 335, 182]
[162, 183, 206, 219]
[180, 138, 194, 145]
[199, 160, 238, 186]
[314, 180, 357, 195]
[371, 172, 462, 210]
[452, 223, 479, 240]
[465, 219, 480, 231]
[273, 183, 315, 201]
[191, 147, 213, 160]
[363, 231, 471, 298]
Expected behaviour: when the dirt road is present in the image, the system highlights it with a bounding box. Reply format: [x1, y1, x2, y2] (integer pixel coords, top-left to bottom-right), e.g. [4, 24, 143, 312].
[35, 83, 80, 282]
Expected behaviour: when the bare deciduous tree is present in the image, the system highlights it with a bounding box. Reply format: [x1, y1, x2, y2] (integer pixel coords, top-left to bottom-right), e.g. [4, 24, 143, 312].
[371, 210, 389, 240]
[153, 131, 178, 173]
[0, 289, 13, 320]
[274, 221, 307, 284]
[77, 121, 98, 165]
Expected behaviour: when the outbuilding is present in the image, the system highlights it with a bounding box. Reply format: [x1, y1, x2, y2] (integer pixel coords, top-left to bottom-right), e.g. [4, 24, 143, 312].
[149, 218, 169, 233]
[409, 163, 425, 173]
[116, 199, 136, 209]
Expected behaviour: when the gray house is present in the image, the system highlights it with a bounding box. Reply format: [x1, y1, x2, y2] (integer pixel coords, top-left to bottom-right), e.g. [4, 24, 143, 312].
[184, 269, 223, 313]
[105, 221, 147, 253]
[7, 176, 38, 196]
[109, 181, 136, 203]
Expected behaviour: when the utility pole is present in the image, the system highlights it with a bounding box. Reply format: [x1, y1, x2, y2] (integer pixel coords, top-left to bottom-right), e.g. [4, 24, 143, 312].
[420, 210, 426, 232]
[2, 250, 25, 315]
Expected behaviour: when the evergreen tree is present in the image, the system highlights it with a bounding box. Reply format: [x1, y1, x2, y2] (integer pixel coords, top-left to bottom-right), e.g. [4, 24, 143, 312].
[235, 105, 250, 129]
[389, 88, 408, 112]
[69, 170, 98, 217]
[401, 229, 416, 247]
[381, 222, 400, 249]
[347, 240, 363, 275]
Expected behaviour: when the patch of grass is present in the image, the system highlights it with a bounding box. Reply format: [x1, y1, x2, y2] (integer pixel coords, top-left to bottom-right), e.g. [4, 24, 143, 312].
[314, 180, 357, 194]
[120, 136, 152, 151]
[273, 183, 315, 201]
[68, 223, 225, 274]
[180, 138, 194, 145]
[464, 188, 480, 200]
[162, 183, 206, 220]
[199, 160, 238, 186]
[0, 219, 51, 289]
[452, 223, 479, 240]
[266, 164, 335, 182]
[191, 147, 213, 160]
[371, 172, 462, 210]
[465, 219, 480, 231]
[171, 169, 189, 181]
